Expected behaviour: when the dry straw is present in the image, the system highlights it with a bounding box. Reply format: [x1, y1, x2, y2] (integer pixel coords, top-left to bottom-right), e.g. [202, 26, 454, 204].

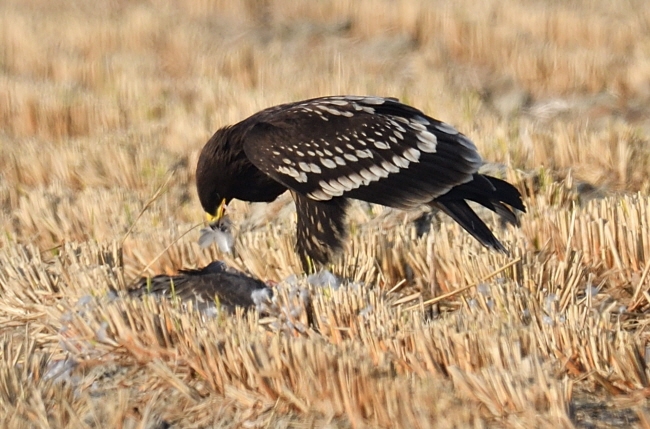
[2, 0, 650, 427]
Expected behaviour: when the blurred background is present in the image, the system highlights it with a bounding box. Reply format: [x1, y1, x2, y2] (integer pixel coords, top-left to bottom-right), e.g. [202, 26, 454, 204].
[1, 0, 649, 274]
[3, 2, 650, 426]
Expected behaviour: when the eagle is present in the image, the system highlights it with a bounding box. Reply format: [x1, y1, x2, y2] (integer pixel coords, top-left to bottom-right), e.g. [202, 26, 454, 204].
[196, 96, 525, 268]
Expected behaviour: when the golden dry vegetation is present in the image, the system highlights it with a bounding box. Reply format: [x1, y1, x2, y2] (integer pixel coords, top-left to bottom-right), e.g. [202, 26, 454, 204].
[2, 0, 650, 427]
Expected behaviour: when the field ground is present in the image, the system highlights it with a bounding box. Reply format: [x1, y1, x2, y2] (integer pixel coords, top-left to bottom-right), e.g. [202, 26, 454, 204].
[2, 0, 650, 427]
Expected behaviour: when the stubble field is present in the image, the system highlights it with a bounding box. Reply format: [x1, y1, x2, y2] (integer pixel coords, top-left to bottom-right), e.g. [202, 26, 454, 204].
[2, 0, 650, 427]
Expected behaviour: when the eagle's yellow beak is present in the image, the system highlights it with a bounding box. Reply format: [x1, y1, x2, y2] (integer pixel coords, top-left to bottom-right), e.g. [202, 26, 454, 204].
[206, 198, 227, 223]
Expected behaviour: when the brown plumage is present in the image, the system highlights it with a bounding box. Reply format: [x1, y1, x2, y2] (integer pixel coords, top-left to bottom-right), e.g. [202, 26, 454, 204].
[131, 261, 272, 312]
[196, 96, 525, 268]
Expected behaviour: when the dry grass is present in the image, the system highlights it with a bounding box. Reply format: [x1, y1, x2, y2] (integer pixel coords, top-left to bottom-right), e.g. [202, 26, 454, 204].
[2, 0, 650, 427]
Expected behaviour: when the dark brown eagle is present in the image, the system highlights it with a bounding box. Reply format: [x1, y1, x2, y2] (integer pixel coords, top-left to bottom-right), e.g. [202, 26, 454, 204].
[196, 96, 525, 268]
